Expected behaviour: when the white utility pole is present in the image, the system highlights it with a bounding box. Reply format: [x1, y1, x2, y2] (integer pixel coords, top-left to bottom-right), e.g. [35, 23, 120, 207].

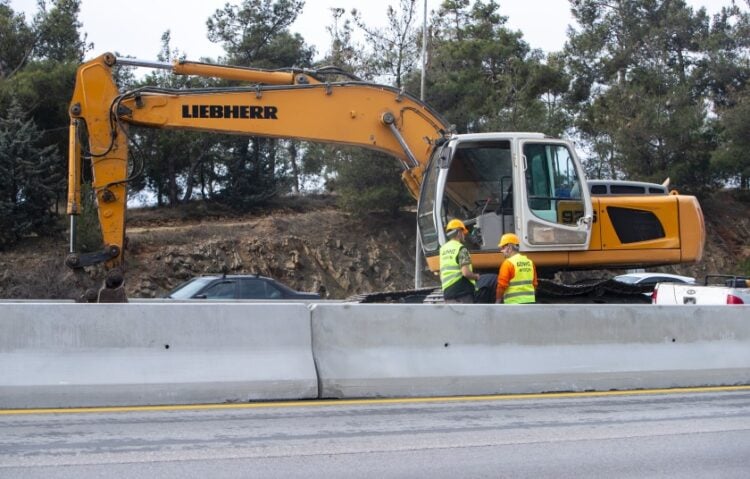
[415, 0, 428, 289]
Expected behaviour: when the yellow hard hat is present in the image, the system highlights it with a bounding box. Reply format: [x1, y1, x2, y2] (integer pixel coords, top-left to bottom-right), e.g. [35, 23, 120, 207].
[445, 219, 468, 234]
[498, 233, 520, 248]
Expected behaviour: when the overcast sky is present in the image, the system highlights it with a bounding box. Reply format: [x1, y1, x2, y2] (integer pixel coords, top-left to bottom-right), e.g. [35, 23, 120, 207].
[9, 0, 740, 64]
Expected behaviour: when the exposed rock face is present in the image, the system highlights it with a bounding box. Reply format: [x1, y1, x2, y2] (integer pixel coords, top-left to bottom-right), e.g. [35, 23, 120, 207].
[123, 209, 436, 299]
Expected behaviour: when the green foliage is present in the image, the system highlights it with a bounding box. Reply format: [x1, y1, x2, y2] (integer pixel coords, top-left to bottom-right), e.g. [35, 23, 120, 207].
[741, 256, 750, 277]
[0, 0, 85, 244]
[0, 1, 35, 79]
[419, 0, 569, 135]
[565, 0, 749, 191]
[74, 183, 102, 253]
[695, 4, 750, 109]
[712, 88, 750, 189]
[323, 7, 360, 72]
[6, 60, 78, 200]
[31, 0, 88, 62]
[703, 5, 750, 190]
[335, 149, 411, 216]
[299, 142, 342, 192]
[0, 100, 61, 249]
[127, 32, 223, 207]
[214, 136, 292, 211]
[203, 0, 315, 208]
[207, 0, 314, 68]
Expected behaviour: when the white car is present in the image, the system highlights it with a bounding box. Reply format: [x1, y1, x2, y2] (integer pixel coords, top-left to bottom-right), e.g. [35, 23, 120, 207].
[614, 272, 696, 287]
[652, 275, 750, 305]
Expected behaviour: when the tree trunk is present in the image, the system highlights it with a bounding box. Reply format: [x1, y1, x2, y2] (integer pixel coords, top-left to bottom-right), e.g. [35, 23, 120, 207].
[181, 152, 206, 203]
[288, 141, 300, 194]
[167, 154, 178, 207]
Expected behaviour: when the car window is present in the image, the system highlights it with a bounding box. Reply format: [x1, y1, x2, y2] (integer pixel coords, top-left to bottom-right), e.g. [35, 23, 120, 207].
[167, 277, 215, 299]
[266, 282, 283, 299]
[639, 276, 690, 286]
[590, 185, 607, 195]
[614, 275, 638, 284]
[199, 280, 236, 299]
[238, 279, 268, 299]
[610, 184, 646, 194]
[615, 274, 693, 285]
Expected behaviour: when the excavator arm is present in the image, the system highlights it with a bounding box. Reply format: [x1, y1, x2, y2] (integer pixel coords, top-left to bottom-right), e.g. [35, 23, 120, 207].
[66, 53, 449, 276]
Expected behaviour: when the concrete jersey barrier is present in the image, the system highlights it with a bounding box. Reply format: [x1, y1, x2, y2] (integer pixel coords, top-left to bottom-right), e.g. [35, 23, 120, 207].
[0, 303, 318, 408]
[2, 302, 749, 408]
[310, 304, 750, 398]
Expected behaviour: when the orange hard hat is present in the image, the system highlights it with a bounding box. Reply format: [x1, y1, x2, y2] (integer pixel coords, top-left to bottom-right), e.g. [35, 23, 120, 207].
[445, 219, 468, 234]
[498, 233, 520, 248]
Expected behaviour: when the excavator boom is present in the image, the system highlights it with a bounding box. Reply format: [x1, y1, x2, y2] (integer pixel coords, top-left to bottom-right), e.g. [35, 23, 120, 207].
[66, 53, 447, 273]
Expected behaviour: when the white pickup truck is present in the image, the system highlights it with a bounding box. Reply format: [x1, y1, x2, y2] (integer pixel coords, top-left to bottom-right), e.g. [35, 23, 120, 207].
[652, 275, 750, 305]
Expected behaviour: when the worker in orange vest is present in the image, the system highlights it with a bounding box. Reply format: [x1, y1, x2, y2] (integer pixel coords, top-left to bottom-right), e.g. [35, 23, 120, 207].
[495, 233, 537, 304]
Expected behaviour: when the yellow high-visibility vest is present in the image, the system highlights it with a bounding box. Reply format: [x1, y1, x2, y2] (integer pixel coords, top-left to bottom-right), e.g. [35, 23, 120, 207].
[504, 253, 535, 304]
[439, 239, 475, 290]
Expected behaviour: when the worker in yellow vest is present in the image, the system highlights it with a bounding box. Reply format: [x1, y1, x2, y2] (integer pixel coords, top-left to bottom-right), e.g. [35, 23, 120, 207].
[495, 233, 537, 304]
[440, 219, 481, 303]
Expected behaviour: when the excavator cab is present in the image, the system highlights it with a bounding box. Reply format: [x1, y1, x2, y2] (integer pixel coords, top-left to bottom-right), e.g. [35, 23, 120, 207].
[417, 133, 593, 266]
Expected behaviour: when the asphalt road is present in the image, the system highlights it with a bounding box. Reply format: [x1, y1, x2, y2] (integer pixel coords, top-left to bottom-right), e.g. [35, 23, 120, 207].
[1, 388, 749, 478]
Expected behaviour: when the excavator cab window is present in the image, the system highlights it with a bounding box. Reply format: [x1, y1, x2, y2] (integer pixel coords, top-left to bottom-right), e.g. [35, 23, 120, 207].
[441, 141, 514, 250]
[417, 146, 443, 254]
[522, 142, 589, 246]
[524, 143, 584, 225]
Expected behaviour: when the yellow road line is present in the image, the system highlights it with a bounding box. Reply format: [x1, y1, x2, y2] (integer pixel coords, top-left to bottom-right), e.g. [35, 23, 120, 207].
[2, 385, 749, 416]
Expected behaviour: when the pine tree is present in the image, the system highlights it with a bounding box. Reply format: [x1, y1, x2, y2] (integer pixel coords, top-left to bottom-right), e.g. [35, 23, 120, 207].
[0, 0, 35, 80]
[206, 0, 315, 209]
[336, 148, 411, 217]
[712, 88, 750, 190]
[702, 4, 750, 190]
[422, 0, 568, 134]
[565, 0, 717, 190]
[0, 100, 61, 248]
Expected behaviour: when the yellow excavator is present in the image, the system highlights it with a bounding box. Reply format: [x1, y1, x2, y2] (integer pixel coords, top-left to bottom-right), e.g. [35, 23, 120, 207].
[66, 53, 705, 298]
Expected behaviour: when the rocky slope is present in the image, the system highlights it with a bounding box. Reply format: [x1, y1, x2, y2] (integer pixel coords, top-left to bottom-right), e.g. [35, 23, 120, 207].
[0, 192, 747, 300]
[0, 198, 437, 300]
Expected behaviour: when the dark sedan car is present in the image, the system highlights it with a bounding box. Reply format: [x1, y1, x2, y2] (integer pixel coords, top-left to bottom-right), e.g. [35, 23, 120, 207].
[166, 274, 321, 300]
